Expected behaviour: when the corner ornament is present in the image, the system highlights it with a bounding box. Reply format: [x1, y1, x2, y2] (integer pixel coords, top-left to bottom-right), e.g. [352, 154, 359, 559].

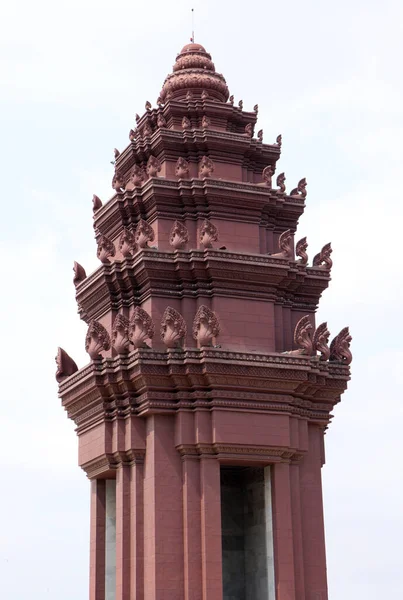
[199, 156, 214, 178]
[97, 235, 116, 264]
[289, 315, 314, 355]
[170, 220, 189, 250]
[276, 172, 286, 193]
[129, 307, 155, 349]
[119, 227, 137, 258]
[199, 219, 219, 249]
[73, 261, 87, 286]
[295, 237, 308, 265]
[192, 305, 220, 347]
[55, 347, 78, 383]
[175, 157, 190, 178]
[290, 178, 307, 199]
[146, 155, 161, 178]
[313, 322, 331, 361]
[112, 314, 131, 354]
[329, 327, 352, 365]
[125, 165, 144, 190]
[312, 243, 333, 270]
[135, 219, 155, 249]
[92, 194, 102, 212]
[161, 307, 187, 349]
[271, 229, 293, 260]
[262, 165, 274, 188]
[85, 320, 111, 360]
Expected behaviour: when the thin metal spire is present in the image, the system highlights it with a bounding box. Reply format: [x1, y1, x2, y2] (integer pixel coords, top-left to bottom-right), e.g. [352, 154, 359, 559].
[191, 8, 195, 43]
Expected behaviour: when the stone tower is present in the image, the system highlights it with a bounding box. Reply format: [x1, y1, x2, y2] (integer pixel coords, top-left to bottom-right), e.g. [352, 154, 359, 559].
[56, 42, 352, 600]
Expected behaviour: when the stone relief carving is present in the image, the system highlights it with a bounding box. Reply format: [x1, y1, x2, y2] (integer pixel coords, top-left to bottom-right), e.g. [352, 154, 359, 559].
[125, 164, 145, 190]
[182, 116, 191, 130]
[92, 194, 102, 212]
[192, 305, 220, 347]
[146, 155, 161, 177]
[85, 320, 111, 359]
[199, 219, 219, 248]
[142, 122, 152, 137]
[198, 156, 214, 178]
[175, 157, 190, 178]
[291, 178, 307, 198]
[201, 115, 210, 129]
[312, 243, 333, 270]
[157, 113, 167, 128]
[112, 170, 124, 191]
[119, 227, 137, 258]
[97, 235, 116, 263]
[129, 129, 137, 141]
[134, 219, 155, 249]
[295, 237, 308, 265]
[313, 322, 331, 361]
[112, 314, 131, 354]
[262, 165, 274, 187]
[201, 90, 209, 100]
[257, 129, 263, 142]
[169, 221, 189, 250]
[129, 307, 155, 349]
[292, 315, 314, 355]
[55, 347, 78, 382]
[244, 123, 253, 137]
[73, 261, 87, 286]
[330, 327, 352, 365]
[276, 172, 286, 193]
[160, 307, 187, 349]
[272, 229, 293, 260]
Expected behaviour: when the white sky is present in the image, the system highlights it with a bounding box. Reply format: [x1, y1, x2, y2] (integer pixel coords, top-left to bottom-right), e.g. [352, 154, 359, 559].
[0, 0, 402, 597]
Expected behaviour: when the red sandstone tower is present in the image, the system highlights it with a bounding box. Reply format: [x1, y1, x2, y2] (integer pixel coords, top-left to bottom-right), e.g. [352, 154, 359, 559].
[56, 42, 352, 600]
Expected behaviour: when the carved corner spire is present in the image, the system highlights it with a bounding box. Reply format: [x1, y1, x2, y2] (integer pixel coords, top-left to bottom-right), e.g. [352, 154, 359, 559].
[129, 307, 155, 349]
[313, 322, 331, 361]
[290, 178, 307, 198]
[192, 305, 220, 347]
[73, 261, 87, 286]
[312, 243, 333, 270]
[135, 219, 155, 249]
[276, 172, 286, 193]
[175, 157, 190, 178]
[55, 347, 78, 383]
[92, 194, 102, 212]
[146, 155, 161, 178]
[199, 156, 214, 178]
[272, 230, 293, 260]
[329, 327, 352, 365]
[295, 237, 308, 266]
[85, 320, 111, 359]
[293, 315, 314, 355]
[160, 307, 187, 349]
[170, 221, 189, 250]
[97, 235, 115, 263]
[112, 314, 131, 354]
[119, 228, 137, 258]
[200, 219, 219, 249]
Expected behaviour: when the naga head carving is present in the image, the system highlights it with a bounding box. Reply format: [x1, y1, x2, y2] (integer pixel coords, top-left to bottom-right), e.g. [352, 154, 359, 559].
[312, 243, 333, 270]
[170, 220, 189, 250]
[92, 194, 102, 212]
[146, 155, 161, 178]
[112, 314, 131, 355]
[199, 156, 214, 178]
[272, 230, 293, 260]
[129, 307, 155, 349]
[313, 322, 331, 361]
[201, 115, 210, 129]
[85, 320, 111, 360]
[295, 237, 308, 266]
[125, 165, 144, 190]
[55, 347, 78, 383]
[257, 129, 263, 142]
[182, 116, 191, 130]
[175, 157, 190, 178]
[262, 165, 274, 188]
[112, 170, 124, 192]
[276, 134, 282, 147]
[129, 128, 137, 141]
[244, 123, 253, 137]
[199, 219, 219, 249]
[276, 172, 286, 193]
[330, 327, 352, 365]
[142, 122, 152, 137]
[157, 114, 167, 128]
[160, 307, 187, 349]
[97, 235, 115, 264]
[73, 261, 87, 286]
[293, 315, 314, 355]
[119, 228, 137, 258]
[134, 219, 155, 249]
[291, 178, 307, 198]
[192, 305, 220, 347]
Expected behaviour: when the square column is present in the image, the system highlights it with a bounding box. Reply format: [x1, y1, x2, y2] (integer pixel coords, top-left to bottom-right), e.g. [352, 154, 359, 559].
[200, 457, 222, 600]
[90, 479, 106, 600]
[272, 462, 296, 600]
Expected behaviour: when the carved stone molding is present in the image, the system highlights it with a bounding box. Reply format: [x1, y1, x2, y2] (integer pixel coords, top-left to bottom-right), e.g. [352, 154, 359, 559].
[55, 347, 78, 383]
[134, 219, 155, 249]
[112, 314, 131, 354]
[85, 320, 111, 359]
[97, 235, 115, 264]
[199, 219, 218, 249]
[192, 305, 220, 347]
[129, 307, 155, 349]
[169, 220, 189, 250]
[160, 307, 186, 349]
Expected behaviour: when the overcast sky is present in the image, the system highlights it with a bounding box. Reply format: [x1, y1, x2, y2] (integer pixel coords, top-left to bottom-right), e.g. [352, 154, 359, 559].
[1, 0, 402, 597]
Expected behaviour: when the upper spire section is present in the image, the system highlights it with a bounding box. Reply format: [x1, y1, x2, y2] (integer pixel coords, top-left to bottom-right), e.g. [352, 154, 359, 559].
[159, 42, 230, 103]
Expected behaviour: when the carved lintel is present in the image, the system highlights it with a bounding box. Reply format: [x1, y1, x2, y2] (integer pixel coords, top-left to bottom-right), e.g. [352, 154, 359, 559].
[296, 237, 308, 266]
[146, 155, 161, 178]
[135, 219, 155, 249]
[73, 261, 87, 286]
[129, 307, 155, 349]
[271, 230, 293, 260]
[119, 227, 137, 258]
[55, 347, 78, 382]
[313, 322, 331, 361]
[97, 235, 115, 263]
[112, 314, 131, 354]
[312, 243, 332, 270]
[175, 157, 190, 178]
[192, 305, 220, 347]
[160, 307, 186, 349]
[169, 221, 189, 250]
[330, 327, 352, 365]
[85, 320, 111, 359]
[199, 219, 218, 249]
[276, 172, 286, 193]
[92, 194, 102, 212]
[198, 156, 214, 178]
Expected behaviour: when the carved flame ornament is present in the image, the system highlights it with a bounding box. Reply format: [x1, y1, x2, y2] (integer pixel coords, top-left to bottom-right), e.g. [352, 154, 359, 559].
[146, 155, 161, 178]
[276, 172, 286, 193]
[160, 307, 187, 349]
[55, 347, 78, 382]
[92, 194, 102, 212]
[169, 221, 189, 250]
[192, 305, 220, 347]
[97, 235, 116, 264]
[85, 320, 111, 359]
[199, 219, 219, 249]
[329, 327, 352, 365]
[313, 322, 331, 361]
[312, 243, 333, 270]
[295, 237, 308, 265]
[112, 314, 131, 354]
[73, 261, 87, 286]
[175, 157, 190, 178]
[262, 165, 274, 188]
[119, 228, 137, 258]
[272, 230, 293, 260]
[199, 156, 214, 178]
[129, 307, 155, 349]
[134, 219, 155, 249]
